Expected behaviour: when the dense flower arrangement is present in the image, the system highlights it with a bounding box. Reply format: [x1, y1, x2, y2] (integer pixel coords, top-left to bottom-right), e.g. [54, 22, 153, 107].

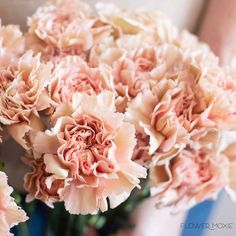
[1, 0, 236, 235]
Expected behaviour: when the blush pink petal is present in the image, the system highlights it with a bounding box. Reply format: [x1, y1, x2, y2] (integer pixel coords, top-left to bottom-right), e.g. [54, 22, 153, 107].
[0, 171, 28, 235]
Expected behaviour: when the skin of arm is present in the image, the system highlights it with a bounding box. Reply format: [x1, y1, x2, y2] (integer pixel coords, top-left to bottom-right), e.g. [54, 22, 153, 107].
[199, 0, 236, 65]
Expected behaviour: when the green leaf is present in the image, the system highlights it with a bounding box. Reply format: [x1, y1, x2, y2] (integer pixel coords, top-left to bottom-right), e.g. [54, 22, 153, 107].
[18, 221, 29, 236]
[12, 192, 22, 205]
[0, 161, 4, 171]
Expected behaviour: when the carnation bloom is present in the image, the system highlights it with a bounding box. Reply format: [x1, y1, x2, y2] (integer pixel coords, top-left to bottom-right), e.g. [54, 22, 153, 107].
[23, 157, 66, 208]
[0, 171, 28, 236]
[27, 0, 113, 58]
[126, 61, 226, 165]
[150, 147, 228, 210]
[89, 31, 158, 69]
[183, 48, 236, 129]
[0, 51, 52, 125]
[96, 2, 178, 44]
[0, 51, 52, 149]
[26, 91, 146, 214]
[0, 20, 25, 68]
[114, 45, 183, 111]
[49, 55, 114, 104]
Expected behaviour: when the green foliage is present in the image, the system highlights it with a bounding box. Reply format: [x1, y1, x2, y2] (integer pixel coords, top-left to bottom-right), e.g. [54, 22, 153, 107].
[0, 161, 4, 171]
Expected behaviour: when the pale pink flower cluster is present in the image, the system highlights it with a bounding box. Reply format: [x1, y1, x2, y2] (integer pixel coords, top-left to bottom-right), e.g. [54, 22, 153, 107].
[0, 171, 28, 236]
[1, 0, 236, 220]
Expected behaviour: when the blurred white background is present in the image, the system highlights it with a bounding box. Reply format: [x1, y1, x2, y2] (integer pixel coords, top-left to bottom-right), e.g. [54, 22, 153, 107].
[0, 0, 205, 31]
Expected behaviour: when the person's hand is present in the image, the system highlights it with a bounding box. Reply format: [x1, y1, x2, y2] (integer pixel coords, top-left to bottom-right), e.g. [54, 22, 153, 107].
[113, 197, 186, 236]
[199, 0, 236, 65]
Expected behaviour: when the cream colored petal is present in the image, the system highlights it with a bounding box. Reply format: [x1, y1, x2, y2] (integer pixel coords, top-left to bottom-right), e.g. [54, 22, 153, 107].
[62, 182, 98, 215]
[30, 130, 60, 154]
[44, 154, 68, 179]
[7, 122, 31, 150]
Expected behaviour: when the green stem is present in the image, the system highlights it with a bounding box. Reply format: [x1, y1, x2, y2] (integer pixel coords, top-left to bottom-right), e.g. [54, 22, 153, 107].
[18, 221, 29, 236]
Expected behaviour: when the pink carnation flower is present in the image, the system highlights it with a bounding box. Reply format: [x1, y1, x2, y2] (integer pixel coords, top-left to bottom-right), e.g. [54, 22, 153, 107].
[0, 51, 52, 126]
[126, 63, 226, 165]
[0, 52, 52, 149]
[96, 3, 178, 43]
[23, 157, 65, 208]
[26, 91, 146, 214]
[114, 47, 158, 98]
[0, 171, 28, 236]
[49, 55, 114, 104]
[0, 21, 25, 68]
[113, 45, 181, 98]
[95, 44, 180, 112]
[150, 147, 229, 210]
[28, 0, 113, 58]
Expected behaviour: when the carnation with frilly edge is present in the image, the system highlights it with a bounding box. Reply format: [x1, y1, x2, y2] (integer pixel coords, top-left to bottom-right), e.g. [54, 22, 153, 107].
[25, 91, 146, 214]
[27, 0, 113, 59]
[0, 51, 52, 125]
[23, 157, 65, 208]
[0, 171, 28, 236]
[125, 56, 235, 166]
[149, 147, 229, 211]
[0, 51, 52, 149]
[96, 2, 178, 44]
[113, 45, 182, 111]
[49, 55, 114, 105]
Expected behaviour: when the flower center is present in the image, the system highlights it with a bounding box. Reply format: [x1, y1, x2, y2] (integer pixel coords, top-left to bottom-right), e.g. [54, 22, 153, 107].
[58, 114, 115, 177]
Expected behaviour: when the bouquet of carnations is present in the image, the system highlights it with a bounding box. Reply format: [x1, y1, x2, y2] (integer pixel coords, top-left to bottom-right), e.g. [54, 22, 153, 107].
[1, 0, 236, 235]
